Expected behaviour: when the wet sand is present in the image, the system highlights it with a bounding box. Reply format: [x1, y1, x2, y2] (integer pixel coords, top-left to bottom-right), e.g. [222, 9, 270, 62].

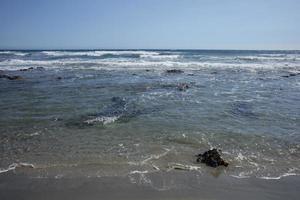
[0, 171, 299, 200]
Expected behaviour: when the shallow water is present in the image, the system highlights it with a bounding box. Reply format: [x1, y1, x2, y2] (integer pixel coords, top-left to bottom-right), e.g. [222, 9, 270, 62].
[0, 50, 299, 179]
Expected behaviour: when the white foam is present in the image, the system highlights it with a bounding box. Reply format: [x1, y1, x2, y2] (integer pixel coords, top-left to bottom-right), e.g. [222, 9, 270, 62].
[129, 170, 149, 174]
[29, 132, 40, 136]
[236, 152, 247, 161]
[84, 116, 120, 125]
[168, 163, 202, 171]
[0, 162, 35, 174]
[141, 148, 172, 165]
[230, 172, 251, 179]
[259, 173, 297, 180]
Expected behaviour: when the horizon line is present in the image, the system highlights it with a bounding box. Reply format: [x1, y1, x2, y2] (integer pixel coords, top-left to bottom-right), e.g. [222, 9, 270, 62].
[0, 48, 299, 51]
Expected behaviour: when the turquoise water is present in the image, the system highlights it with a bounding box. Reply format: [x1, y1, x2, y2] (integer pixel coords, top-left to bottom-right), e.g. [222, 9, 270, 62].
[0, 50, 299, 179]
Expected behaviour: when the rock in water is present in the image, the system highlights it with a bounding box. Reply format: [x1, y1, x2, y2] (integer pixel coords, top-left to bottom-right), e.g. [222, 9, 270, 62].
[19, 67, 34, 71]
[166, 69, 184, 74]
[0, 74, 23, 80]
[177, 83, 189, 91]
[282, 73, 300, 78]
[196, 149, 229, 168]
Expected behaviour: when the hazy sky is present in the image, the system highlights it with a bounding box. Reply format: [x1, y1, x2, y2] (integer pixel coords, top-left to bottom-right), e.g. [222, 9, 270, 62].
[0, 0, 299, 50]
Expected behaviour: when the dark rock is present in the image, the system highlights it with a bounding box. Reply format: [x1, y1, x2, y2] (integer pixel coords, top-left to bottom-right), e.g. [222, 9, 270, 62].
[166, 69, 184, 74]
[111, 96, 125, 103]
[282, 73, 300, 78]
[0, 74, 23, 80]
[289, 73, 298, 77]
[36, 67, 45, 70]
[7, 75, 23, 80]
[196, 149, 229, 168]
[231, 102, 256, 118]
[177, 83, 189, 91]
[19, 67, 34, 71]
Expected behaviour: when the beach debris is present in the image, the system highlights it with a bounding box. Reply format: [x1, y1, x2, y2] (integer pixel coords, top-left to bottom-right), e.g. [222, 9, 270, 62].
[196, 149, 229, 168]
[166, 69, 184, 74]
[177, 83, 189, 91]
[0, 74, 23, 80]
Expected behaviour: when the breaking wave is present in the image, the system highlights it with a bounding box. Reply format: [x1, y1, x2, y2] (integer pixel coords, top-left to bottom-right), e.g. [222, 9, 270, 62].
[42, 50, 160, 57]
[0, 51, 28, 56]
[0, 58, 298, 71]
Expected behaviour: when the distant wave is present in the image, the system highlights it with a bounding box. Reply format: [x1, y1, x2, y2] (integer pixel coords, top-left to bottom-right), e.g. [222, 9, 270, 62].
[42, 50, 160, 57]
[236, 55, 299, 61]
[1, 58, 298, 71]
[0, 51, 28, 56]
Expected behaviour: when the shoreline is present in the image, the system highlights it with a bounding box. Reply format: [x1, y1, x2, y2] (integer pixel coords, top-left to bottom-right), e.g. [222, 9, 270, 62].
[1, 171, 299, 200]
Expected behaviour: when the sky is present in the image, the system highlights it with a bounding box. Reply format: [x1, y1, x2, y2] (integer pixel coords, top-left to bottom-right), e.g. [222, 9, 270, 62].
[0, 0, 300, 50]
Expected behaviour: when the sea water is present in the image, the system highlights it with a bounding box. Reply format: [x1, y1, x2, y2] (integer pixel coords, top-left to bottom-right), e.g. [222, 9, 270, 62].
[0, 50, 299, 180]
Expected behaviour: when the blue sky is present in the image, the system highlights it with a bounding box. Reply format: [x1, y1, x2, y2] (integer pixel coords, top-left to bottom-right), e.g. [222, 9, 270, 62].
[0, 0, 299, 50]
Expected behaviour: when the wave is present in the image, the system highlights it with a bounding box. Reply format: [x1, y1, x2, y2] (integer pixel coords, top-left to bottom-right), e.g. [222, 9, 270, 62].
[42, 50, 160, 57]
[140, 54, 180, 59]
[0, 51, 28, 56]
[1, 58, 299, 71]
[236, 55, 299, 61]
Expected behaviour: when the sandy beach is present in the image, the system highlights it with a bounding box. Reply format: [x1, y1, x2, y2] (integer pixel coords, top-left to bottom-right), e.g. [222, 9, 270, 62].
[1, 170, 299, 200]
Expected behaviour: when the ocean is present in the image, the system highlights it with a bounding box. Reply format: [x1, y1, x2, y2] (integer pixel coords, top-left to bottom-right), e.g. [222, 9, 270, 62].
[0, 49, 299, 183]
